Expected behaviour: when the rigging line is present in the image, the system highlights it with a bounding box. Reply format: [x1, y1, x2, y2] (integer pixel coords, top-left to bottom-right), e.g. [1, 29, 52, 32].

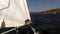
[0, 0, 10, 11]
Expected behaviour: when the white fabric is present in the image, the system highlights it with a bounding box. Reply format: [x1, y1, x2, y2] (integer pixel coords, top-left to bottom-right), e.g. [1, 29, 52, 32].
[0, 0, 30, 27]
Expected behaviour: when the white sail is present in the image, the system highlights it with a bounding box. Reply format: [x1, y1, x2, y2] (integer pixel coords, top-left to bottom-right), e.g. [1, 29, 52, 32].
[0, 0, 31, 27]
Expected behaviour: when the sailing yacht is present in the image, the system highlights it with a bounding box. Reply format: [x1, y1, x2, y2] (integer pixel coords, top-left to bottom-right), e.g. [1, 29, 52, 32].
[0, 0, 39, 34]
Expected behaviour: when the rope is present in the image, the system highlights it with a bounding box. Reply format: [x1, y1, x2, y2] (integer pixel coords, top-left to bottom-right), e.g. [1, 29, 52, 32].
[31, 26, 39, 34]
[1, 27, 16, 34]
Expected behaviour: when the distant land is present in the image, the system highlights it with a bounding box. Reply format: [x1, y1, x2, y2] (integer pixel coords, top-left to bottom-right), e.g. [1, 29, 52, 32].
[31, 8, 60, 14]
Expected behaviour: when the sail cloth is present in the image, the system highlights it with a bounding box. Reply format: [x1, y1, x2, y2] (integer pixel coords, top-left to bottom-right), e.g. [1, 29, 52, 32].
[0, 0, 31, 27]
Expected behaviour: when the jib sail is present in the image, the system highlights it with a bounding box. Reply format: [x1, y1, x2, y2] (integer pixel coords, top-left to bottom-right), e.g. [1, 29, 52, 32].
[0, 0, 31, 27]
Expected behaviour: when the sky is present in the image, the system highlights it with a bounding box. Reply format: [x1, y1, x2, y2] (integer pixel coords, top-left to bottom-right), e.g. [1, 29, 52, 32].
[27, 0, 60, 12]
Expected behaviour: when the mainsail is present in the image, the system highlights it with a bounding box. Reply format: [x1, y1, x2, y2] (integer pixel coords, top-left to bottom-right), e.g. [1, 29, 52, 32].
[0, 0, 31, 27]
